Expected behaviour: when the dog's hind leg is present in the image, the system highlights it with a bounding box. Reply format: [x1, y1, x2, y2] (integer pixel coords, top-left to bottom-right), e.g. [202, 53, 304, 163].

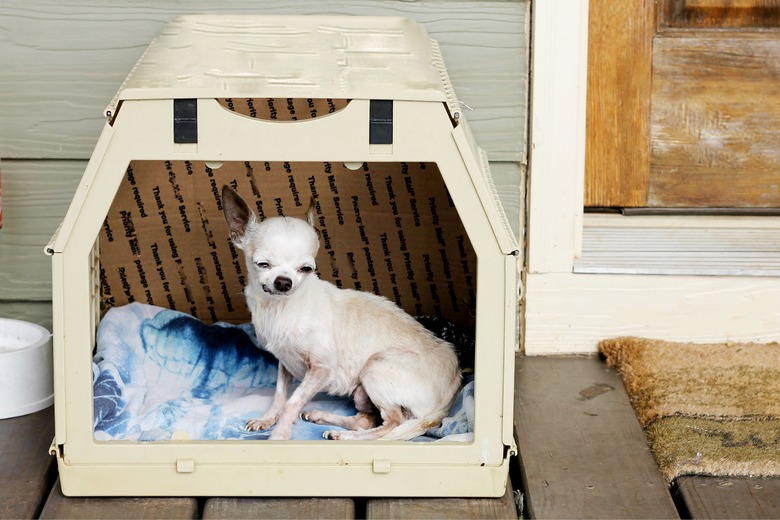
[373, 411, 448, 441]
[322, 405, 403, 440]
[302, 410, 375, 430]
[323, 405, 445, 441]
[301, 384, 376, 431]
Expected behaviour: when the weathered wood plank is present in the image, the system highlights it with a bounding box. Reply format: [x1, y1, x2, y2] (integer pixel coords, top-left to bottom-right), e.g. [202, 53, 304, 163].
[515, 355, 678, 518]
[0, 0, 528, 161]
[0, 406, 55, 520]
[0, 160, 85, 301]
[649, 33, 780, 207]
[658, 0, 780, 29]
[676, 476, 780, 519]
[584, 0, 653, 207]
[40, 479, 199, 519]
[203, 497, 355, 519]
[365, 481, 516, 519]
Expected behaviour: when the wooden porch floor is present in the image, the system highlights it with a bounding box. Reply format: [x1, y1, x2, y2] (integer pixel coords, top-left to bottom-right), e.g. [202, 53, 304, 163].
[2, 353, 779, 519]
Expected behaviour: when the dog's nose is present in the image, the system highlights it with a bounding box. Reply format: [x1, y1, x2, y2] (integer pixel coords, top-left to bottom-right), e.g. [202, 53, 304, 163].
[274, 276, 293, 293]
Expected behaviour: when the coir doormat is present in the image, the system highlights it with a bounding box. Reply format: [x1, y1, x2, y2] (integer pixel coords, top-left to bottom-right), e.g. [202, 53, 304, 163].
[599, 337, 780, 482]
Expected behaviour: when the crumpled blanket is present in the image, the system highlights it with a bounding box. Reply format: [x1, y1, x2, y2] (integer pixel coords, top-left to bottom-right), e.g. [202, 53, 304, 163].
[93, 303, 474, 442]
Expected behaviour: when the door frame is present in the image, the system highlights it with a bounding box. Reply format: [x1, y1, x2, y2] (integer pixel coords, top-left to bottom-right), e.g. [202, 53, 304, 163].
[524, 0, 780, 354]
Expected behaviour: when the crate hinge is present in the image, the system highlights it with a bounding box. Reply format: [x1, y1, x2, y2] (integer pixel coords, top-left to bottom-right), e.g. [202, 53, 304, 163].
[49, 440, 64, 459]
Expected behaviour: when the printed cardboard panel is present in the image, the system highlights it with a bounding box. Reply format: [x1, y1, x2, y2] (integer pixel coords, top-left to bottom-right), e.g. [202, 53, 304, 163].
[99, 160, 477, 331]
[216, 98, 350, 121]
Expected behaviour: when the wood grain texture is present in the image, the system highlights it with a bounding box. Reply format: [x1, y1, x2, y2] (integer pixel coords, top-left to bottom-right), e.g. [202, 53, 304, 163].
[0, 0, 528, 162]
[40, 480, 199, 519]
[365, 481, 517, 519]
[676, 476, 780, 518]
[584, 0, 654, 207]
[0, 160, 84, 301]
[203, 497, 355, 519]
[515, 355, 679, 518]
[649, 33, 780, 207]
[659, 0, 780, 28]
[0, 406, 55, 520]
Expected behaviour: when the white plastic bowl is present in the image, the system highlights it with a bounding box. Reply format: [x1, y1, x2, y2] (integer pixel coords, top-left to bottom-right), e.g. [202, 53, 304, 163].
[0, 318, 53, 419]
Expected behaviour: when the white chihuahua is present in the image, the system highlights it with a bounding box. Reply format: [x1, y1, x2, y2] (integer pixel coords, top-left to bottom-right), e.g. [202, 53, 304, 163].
[221, 185, 461, 441]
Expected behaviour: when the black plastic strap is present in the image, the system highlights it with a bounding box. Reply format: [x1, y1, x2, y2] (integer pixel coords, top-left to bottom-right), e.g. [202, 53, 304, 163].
[173, 99, 198, 144]
[369, 100, 393, 145]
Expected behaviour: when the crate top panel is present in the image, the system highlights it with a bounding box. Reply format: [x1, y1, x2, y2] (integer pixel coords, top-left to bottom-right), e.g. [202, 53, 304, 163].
[108, 15, 456, 116]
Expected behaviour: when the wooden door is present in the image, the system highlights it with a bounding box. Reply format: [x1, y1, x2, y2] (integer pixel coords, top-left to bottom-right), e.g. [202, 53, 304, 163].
[585, 0, 780, 209]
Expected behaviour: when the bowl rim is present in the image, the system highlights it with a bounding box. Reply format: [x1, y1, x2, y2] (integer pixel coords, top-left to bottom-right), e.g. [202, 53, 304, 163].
[0, 318, 52, 355]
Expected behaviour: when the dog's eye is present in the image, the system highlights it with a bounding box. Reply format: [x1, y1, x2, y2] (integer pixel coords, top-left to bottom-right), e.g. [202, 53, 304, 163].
[299, 265, 314, 273]
[255, 261, 270, 269]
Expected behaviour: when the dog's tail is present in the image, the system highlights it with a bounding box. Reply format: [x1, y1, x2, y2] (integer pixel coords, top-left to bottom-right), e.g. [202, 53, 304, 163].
[378, 410, 449, 441]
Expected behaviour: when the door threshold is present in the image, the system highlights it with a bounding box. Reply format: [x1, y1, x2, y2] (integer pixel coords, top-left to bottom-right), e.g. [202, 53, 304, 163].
[575, 213, 780, 277]
[586, 207, 780, 217]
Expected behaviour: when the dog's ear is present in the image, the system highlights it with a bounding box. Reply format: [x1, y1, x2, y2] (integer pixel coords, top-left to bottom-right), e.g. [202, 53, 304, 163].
[305, 196, 322, 240]
[222, 185, 253, 245]
[305, 196, 317, 228]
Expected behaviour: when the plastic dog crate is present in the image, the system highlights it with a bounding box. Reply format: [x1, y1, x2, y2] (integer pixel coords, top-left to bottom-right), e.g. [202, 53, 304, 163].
[46, 15, 519, 497]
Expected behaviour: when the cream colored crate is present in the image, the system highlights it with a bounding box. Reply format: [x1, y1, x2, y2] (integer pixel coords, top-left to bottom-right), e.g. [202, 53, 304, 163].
[46, 15, 519, 497]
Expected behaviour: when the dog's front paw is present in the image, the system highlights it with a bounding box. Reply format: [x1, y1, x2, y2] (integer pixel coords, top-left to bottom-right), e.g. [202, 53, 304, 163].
[246, 417, 276, 431]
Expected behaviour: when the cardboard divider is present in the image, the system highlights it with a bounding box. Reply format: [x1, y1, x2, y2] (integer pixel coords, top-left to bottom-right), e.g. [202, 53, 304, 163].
[99, 161, 477, 333]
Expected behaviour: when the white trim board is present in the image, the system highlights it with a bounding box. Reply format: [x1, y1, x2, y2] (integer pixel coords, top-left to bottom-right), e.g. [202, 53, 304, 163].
[526, 0, 588, 275]
[524, 1, 780, 354]
[524, 272, 780, 355]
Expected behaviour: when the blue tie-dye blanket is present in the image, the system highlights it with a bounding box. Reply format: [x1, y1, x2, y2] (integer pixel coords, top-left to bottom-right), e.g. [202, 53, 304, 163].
[93, 303, 474, 442]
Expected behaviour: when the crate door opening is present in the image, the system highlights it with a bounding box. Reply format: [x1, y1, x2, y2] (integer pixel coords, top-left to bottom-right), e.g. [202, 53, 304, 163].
[95, 159, 477, 442]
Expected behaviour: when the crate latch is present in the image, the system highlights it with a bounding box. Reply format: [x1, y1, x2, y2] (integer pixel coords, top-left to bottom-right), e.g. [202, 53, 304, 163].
[369, 100, 393, 145]
[173, 99, 198, 144]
